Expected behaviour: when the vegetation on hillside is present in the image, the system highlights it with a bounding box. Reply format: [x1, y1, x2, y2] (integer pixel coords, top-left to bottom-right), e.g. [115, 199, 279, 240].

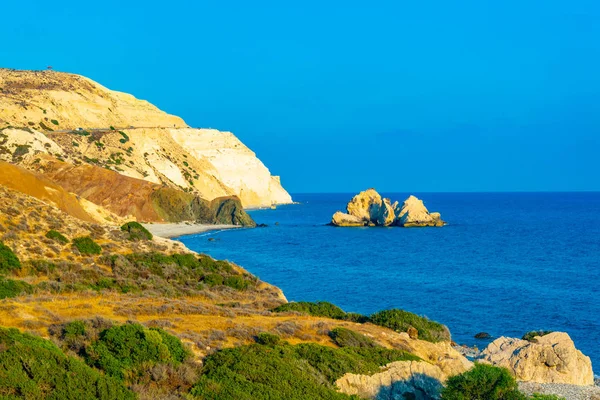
[441, 364, 565, 400]
[86, 323, 190, 380]
[370, 309, 451, 343]
[0, 241, 20, 274]
[120, 221, 153, 241]
[190, 342, 419, 400]
[274, 301, 450, 343]
[45, 229, 69, 244]
[0, 327, 134, 399]
[73, 236, 102, 255]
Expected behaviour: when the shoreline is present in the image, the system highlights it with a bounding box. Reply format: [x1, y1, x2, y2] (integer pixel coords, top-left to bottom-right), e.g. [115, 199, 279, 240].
[142, 222, 242, 239]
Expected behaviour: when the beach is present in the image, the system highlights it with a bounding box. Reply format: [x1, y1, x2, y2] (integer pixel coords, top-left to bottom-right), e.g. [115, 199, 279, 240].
[142, 222, 241, 238]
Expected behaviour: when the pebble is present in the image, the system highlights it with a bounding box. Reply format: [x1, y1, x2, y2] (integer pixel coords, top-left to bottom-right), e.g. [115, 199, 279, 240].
[519, 381, 600, 400]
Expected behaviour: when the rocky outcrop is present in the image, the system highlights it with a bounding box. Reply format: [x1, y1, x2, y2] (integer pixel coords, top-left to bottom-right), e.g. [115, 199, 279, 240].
[0, 68, 292, 209]
[331, 189, 445, 227]
[332, 211, 365, 227]
[479, 332, 594, 386]
[336, 360, 445, 399]
[396, 195, 445, 227]
[346, 189, 382, 222]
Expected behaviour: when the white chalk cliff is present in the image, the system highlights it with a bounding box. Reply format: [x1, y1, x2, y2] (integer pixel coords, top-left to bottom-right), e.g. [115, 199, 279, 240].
[0, 68, 292, 209]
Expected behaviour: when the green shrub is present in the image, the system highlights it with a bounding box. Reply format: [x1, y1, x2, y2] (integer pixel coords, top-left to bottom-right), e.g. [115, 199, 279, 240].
[110, 126, 115, 130]
[441, 363, 524, 400]
[0, 327, 134, 399]
[522, 330, 553, 342]
[86, 323, 189, 380]
[120, 221, 153, 241]
[0, 242, 20, 274]
[529, 395, 564, 400]
[190, 342, 419, 400]
[118, 131, 129, 144]
[0, 278, 33, 299]
[224, 275, 251, 290]
[50, 119, 59, 125]
[203, 273, 224, 287]
[369, 309, 450, 343]
[13, 144, 30, 157]
[73, 236, 102, 255]
[46, 229, 69, 244]
[329, 327, 378, 348]
[255, 332, 280, 346]
[273, 301, 348, 319]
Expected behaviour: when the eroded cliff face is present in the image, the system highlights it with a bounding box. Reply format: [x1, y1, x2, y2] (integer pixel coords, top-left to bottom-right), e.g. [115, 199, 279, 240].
[0, 68, 292, 208]
[168, 128, 292, 208]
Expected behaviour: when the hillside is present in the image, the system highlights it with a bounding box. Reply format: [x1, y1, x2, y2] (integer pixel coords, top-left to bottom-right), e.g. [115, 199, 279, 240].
[0, 186, 472, 399]
[0, 68, 292, 209]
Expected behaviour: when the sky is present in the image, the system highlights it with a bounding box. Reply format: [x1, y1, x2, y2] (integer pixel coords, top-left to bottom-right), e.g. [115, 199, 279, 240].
[1, 0, 599, 192]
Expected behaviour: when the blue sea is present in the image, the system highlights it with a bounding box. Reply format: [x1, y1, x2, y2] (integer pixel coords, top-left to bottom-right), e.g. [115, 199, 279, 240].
[178, 193, 600, 368]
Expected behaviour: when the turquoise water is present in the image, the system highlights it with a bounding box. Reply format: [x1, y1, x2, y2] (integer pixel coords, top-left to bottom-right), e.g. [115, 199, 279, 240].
[178, 193, 600, 368]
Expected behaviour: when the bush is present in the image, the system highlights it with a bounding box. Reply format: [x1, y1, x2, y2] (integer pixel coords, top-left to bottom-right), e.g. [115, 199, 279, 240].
[522, 330, 553, 342]
[73, 236, 102, 255]
[120, 221, 153, 241]
[273, 301, 348, 319]
[329, 327, 378, 348]
[46, 229, 69, 244]
[118, 131, 129, 143]
[441, 363, 524, 400]
[0, 278, 33, 299]
[50, 119, 59, 125]
[86, 323, 189, 380]
[369, 309, 450, 343]
[255, 332, 280, 346]
[0, 327, 134, 399]
[190, 342, 419, 399]
[0, 242, 20, 274]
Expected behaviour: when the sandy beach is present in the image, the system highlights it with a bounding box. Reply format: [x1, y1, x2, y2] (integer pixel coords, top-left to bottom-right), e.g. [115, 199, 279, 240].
[142, 222, 242, 238]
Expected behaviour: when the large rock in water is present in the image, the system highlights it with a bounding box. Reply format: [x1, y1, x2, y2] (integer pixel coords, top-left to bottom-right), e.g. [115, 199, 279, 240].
[346, 189, 383, 222]
[330, 189, 445, 227]
[336, 360, 445, 399]
[479, 332, 594, 385]
[396, 195, 445, 227]
[331, 211, 366, 227]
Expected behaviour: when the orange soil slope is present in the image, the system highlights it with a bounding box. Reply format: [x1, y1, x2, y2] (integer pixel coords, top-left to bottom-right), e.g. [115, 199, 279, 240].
[0, 161, 96, 223]
[29, 157, 164, 222]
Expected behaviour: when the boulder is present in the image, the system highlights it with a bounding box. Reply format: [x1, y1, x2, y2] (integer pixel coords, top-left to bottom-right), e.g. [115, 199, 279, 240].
[396, 195, 445, 227]
[474, 332, 491, 339]
[346, 189, 382, 222]
[478, 332, 594, 385]
[373, 198, 396, 227]
[332, 212, 365, 227]
[336, 360, 445, 399]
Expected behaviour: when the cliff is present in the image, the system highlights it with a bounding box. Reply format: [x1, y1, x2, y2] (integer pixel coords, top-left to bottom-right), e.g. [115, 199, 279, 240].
[0, 68, 292, 208]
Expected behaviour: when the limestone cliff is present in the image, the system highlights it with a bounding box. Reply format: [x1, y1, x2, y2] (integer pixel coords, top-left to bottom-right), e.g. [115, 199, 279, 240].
[0, 68, 292, 208]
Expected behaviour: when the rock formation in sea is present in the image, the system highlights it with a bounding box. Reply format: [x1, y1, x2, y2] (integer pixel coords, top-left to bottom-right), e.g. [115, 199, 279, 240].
[479, 332, 594, 386]
[331, 189, 445, 227]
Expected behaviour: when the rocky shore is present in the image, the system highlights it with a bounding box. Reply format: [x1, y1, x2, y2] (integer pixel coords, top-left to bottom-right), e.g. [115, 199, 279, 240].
[331, 188, 445, 227]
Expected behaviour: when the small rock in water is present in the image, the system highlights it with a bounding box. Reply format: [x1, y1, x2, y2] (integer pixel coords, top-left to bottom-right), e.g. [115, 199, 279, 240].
[208, 237, 216, 242]
[274, 222, 280, 225]
[256, 223, 268, 228]
[475, 332, 492, 339]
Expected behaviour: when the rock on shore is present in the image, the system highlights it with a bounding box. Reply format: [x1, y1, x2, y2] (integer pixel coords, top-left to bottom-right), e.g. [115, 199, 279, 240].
[331, 189, 445, 227]
[479, 332, 594, 386]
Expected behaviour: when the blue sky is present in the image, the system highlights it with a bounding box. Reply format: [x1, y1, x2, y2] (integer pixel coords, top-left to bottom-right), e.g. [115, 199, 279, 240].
[2, 1, 599, 192]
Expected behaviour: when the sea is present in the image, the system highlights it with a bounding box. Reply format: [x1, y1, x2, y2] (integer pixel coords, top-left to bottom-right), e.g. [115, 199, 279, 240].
[177, 192, 600, 370]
